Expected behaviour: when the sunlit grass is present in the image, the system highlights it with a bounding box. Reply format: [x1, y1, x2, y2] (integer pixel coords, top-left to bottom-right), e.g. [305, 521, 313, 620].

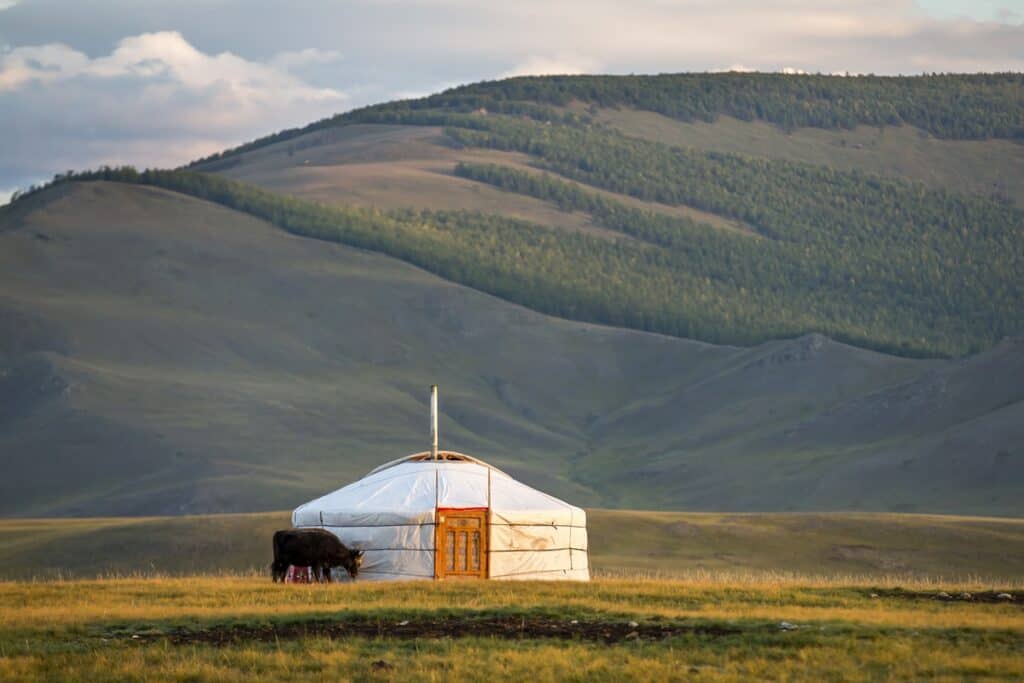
[4, 635, 1022, 683]
[1, 574, 1021, 630]
[0, 574, 1020, 681]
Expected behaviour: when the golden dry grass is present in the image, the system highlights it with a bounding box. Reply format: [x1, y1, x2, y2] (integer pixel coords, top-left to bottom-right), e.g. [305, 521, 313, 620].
[1, 575, 1021, 682]
[217, 123, 753, 238]
[2, 574, 1021, 631]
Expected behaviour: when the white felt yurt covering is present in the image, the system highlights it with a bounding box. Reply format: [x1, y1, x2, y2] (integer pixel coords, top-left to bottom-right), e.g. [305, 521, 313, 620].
[292, 451, 590, 581]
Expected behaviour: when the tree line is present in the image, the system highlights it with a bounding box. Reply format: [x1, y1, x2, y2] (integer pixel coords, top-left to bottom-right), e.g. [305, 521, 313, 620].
[13, 162, 1020, 358]
[443, 117, 1022, 356]
[437, 72, 1024, 140]
[189, 72, 1024, 170]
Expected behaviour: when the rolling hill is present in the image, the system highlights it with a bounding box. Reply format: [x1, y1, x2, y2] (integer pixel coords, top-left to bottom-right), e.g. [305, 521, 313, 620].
[185, 75, 1024, 358]
[2, 72, 1022, 518]
[1, 179, 1021, 517]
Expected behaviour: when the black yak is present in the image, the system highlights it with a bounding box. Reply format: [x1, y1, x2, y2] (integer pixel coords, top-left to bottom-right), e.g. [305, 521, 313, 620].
[272, 528, 364, 582]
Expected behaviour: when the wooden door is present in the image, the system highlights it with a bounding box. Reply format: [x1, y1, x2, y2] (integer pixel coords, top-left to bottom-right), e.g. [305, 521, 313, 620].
[435, 508, 488, 579]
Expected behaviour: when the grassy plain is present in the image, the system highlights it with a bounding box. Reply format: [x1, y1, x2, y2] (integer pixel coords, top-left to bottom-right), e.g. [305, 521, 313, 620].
[0, 470, 1020, 682]
[0, 575, 1021, 681]
[2, 510, 1023, 581]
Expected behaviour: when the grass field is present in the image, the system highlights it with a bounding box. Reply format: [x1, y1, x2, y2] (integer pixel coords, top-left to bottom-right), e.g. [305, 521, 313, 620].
[0, 575, 1021, 681]
[2, 511, 1022, 680]
[2, 510, 1023, 581]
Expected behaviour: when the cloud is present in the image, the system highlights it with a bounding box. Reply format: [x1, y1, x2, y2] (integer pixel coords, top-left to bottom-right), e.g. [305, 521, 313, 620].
[500, 55, 603, 79]
[0, 43, 89, 91]
[0, 0, 17, 10]
[0, 31, 346, 191]
[0, 31, 344, 101]
[719, 64, 757, 73]
[390, 80, 467, 101]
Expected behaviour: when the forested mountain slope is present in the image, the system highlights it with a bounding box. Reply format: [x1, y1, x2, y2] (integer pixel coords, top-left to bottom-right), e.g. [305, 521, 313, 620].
[418, 72, 1024, 139]
[194, 73, 1024, 160]
[590, 110, 1024, 207]
[183, 73, 1024, 358]
[1, 182, 1021, 517]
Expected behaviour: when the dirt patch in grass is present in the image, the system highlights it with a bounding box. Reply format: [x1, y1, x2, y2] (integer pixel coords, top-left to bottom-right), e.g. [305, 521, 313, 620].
[137, 616, 742, 646]
[867, 588, 1023, 604]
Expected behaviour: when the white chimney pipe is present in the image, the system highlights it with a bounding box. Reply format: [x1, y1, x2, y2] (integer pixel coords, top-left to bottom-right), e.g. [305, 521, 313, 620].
[430, 384, 439, 460]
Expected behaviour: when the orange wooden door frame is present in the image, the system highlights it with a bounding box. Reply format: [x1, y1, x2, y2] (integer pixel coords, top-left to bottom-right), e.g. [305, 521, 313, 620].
[435, 508, 489, 579]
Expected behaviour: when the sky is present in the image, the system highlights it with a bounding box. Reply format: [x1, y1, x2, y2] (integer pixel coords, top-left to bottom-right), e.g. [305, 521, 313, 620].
[1, 0, 1023, 203]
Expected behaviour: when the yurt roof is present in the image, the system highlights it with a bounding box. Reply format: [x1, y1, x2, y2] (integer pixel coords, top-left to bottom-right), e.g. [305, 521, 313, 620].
[368, 450, 509, 476]
[292, 451, 585, 528]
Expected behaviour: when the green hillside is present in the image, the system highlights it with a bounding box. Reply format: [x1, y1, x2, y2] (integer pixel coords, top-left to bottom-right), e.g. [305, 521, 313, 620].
[2, 72, 1022, 518]
[591, 110, 1024, 207]
[192, 73, 1024, 162]
[35, 134, 1024, 357]
[1, 181, 1021, 517]
[420, 72, 1024, 139]
[2, 510, 1022, 581]
[173, 74, 1024, 358]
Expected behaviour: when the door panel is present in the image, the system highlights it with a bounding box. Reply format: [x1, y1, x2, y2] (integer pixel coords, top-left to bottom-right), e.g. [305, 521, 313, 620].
[435, 508, 488, 579]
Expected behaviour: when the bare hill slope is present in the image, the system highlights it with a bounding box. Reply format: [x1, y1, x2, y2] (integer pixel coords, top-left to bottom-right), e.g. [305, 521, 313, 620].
[204, 123, 742, 237]
[1, 182, 1021, 516]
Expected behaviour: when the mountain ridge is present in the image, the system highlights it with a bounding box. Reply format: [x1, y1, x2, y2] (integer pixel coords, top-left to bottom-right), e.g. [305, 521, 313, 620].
[188, 72, 1024, 169]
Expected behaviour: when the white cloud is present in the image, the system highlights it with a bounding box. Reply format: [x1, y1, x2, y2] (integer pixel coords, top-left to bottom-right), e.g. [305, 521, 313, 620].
[404, 0, 1024, 77]
[715, 65, 814, 74]
[719, 64, 757, 73]
[499, 55, 603, 79]
[0, 31, 344, 102]
[0, 43, 88, 91]
[389, 80, 467, 101]
[0, 31, 346, 183]
[0, 1, 17, 10]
